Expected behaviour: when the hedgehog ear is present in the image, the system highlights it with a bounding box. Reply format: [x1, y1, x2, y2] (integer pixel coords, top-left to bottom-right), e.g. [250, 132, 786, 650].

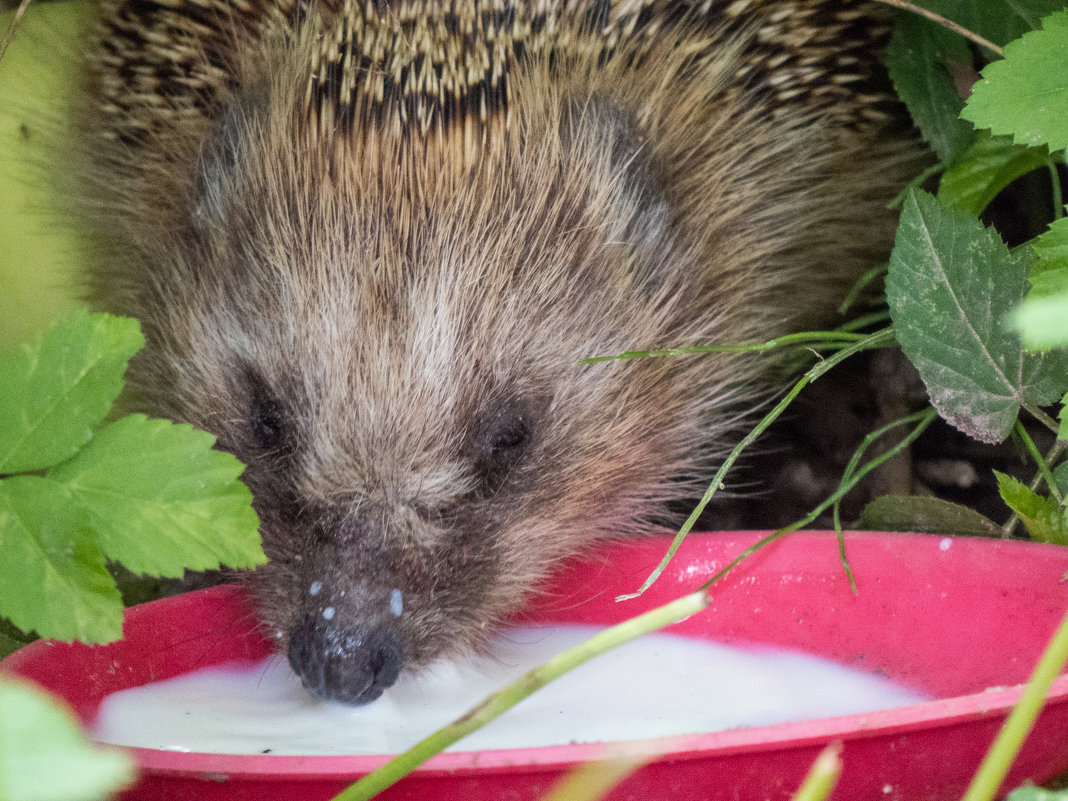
[562, 94, 673, 282]
[193, 104, 241, 229]
[193, 91, 265, 230]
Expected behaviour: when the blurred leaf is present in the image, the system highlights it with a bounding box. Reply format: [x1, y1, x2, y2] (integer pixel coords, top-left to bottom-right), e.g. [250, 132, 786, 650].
[0, 476, 122, 644]
[938, 134, 1051, 216]
[1012, 216, 1068, 348]
[886, 189, 1068, 443]
[1006, 785, 1068, 800]
[996, 470, 1068, 543]
[0, 311, 143, 474]
[48, 415, 264, 577]
[0, 2, 93, 350]
[961, 9, 1068, 151]
[858, 495, 1002, 537]
[0, 678, 135, 801]
[887, 13, 972, 164]
[1011, 292, 1068, 349]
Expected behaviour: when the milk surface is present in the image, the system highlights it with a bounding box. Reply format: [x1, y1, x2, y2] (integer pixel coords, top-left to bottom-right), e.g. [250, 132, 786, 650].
[93, 626, 926, 755]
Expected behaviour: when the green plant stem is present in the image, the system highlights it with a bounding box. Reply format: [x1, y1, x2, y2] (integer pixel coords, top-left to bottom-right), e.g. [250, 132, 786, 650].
[1015, 420, 1064, 505]
[0, 0, 32, 64]
[1049, 159, 1064, 220]
[617, 328, 895, 600]
[791, 743, 844, 801]
[663, 406, 938, 611]
[871, 0, 1003, 56]
[831, 408, 937, 590]
[836, 309, 891, 333]
[537, 757, 647, 801]
[333, 589, 711, 801]
[1024, 403, 1063, 438]
[838, 264, 887, 315]
[960, 608, 1068, 801]
[580, 330, 872, 365]
[778, 406, 936, 545]
[889, 163, 943, 209]
[1002, 426, 1066, 537]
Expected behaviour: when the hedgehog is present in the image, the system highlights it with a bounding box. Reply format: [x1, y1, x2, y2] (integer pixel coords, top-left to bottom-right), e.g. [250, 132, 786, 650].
[73, 0, 921, 704]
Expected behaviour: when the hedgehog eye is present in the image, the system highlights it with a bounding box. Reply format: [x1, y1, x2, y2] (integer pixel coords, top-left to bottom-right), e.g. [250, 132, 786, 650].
[477, 404, 531, 486]
[250, 391, 285, 452]
[489, 412, 529, 455]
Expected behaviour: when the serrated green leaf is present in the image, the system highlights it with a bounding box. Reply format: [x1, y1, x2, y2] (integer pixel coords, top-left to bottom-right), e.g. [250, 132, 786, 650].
[886, 13, 973, 164]
[1027, 268, 1068, 298]
[0, 311, 143, 475]
[0, 476, 122, 643]
[48, 414, 264, 577]
[857, 494, 1002, 537]
[961, 9, 1068, 151]
[938, 134, 1051, 216]
[887, 189, 1068, 443]
[1034, 214, 1068, 271]
[921, 0, 1068, 48]
[0, 678, 135, 801]
[996, 470, 1068, 543]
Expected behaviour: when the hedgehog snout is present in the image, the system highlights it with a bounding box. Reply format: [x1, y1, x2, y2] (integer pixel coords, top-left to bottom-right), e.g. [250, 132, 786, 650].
[287, 613, 406, 705]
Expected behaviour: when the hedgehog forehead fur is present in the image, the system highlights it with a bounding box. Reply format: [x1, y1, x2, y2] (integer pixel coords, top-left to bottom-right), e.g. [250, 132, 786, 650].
[78, 0, 921, 693]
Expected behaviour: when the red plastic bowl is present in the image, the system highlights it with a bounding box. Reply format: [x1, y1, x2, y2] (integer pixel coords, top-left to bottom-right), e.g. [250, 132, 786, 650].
[4, 530, 1068, 800]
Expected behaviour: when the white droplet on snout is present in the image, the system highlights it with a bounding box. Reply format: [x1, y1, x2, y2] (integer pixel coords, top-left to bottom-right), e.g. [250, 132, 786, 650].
[309, 581, 323, 596]
[939, 538, 952, 552]
[390, 589, 403, 617]
[322, 607, 335, 620]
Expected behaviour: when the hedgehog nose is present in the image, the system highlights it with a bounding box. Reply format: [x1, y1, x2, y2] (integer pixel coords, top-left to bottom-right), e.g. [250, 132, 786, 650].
[287, 616, 405, 705]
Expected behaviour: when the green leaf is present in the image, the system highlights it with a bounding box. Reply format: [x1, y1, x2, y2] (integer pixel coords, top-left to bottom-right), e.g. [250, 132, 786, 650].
[886, 189, 1068, 443]
[1026, 268, 1068, 299]
[0, 476, 122, 644]
[0, 311, 143, 475]
[961, 9, 1068, 151]
[996, 470, 1068, 543]
[938, 133, 1051, 216]
[1033, 214, 1068, 272]
[921, 0, 1068, 48]
[1007, 787, 1068, 801]
[857, 494, 1002, 537]
[886, 13, 973, 164]
[0, 678, 135, 801]
[48, 414, 264, 577]
[1053, 460, 1068, 500]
